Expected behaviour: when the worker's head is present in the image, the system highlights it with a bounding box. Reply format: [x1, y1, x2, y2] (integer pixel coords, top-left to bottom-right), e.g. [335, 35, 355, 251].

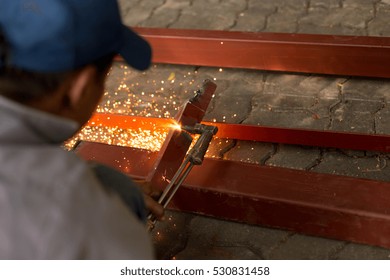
[0, 0, 151, 125]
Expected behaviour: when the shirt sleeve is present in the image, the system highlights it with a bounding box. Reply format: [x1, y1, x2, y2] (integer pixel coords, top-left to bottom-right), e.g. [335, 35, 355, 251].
[64, 162, 155, 259]
[90, 162, 148, 223]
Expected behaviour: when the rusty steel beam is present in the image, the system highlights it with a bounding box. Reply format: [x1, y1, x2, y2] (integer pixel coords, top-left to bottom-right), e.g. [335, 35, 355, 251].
[123, 27, 390, 78]
[76, 141, 390, 248]
[88, 114, 390, 152]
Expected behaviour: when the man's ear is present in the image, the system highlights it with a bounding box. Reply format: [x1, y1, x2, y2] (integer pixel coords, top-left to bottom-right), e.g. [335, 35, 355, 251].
[66, 65, 96, 107]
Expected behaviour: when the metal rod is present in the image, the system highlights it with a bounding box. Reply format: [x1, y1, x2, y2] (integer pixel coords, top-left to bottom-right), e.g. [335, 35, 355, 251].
[147, 158, 193, 231]
[157, 157, 191, 205]
[162, 163, 194, 209]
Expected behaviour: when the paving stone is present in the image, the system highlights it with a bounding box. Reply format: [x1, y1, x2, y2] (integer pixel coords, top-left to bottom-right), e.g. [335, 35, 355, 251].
[152, 210, 195, 260]
[342, 79, 390, 102]
[231, 3, 274, 32]
[298, 8, 367, 35]
[310, 98, 341, 126]
[246, 0, 278, 14]
[326, 6, 374, 30]
[266, 13, 299, 33]
[263, 73, 335, 97]
[247, 73, 334, 129]
[335, 243, 390, 260]
[176, 244, 262, 260]
[330, 100, 383, 133]
[119, 0, 165, 26]
[170, 2, 238, 30]
[138, 0, 192, 28]
[368, 2, 390, 36]
[309, 0, 342, 10]
[245, 107, 330, 129]
[175, 215, 291, 260]
[343, 0, 378, 8]
[299, 23, 365, 35]
[375, 105, 390, 134]
[224, 141, 275, 164]
[268, 234, 346, 260]
[300, 6, 373, 35]
[199, 67, 264, 124]
[211, 0, 247, 12]
[140, 5, 182, 27]
[254, 94, 317, 110]
[118, 0, 140, 16]
[266, 144, 321, 170]
[206, 138, 236, 159]
[313, 150, 390, 181]
[257, 0, 308, 33]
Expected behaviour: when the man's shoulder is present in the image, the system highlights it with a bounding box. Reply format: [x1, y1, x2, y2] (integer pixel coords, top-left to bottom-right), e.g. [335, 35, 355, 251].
[0, 145, 154, 259]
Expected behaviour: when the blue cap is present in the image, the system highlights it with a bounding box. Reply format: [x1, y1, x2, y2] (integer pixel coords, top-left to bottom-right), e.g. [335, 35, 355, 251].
[0, 0, 152, 72]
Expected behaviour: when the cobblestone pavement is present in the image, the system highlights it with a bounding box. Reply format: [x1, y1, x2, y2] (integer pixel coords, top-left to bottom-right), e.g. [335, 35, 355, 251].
[105, 0, 390, 259]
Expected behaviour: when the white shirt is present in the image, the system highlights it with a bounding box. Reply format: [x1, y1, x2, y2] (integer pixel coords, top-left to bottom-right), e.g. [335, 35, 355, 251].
[0, 96, 154, 259]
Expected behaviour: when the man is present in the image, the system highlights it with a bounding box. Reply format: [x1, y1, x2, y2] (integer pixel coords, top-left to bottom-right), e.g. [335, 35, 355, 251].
[0, 0, 163, 259]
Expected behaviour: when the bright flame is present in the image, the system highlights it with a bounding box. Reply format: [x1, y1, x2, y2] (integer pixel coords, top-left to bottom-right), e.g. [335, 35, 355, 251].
[166, 121, 181, 131]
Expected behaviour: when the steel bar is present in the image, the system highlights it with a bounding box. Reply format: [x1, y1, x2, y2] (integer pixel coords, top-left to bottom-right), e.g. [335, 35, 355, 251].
[205, 122, 390, 153]
[122, 27, 390, 78]
[88, 114, 390, 152]
[76, 141, 390, 248]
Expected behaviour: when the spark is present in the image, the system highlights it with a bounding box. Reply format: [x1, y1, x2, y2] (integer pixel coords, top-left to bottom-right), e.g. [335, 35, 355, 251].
[64, 65, 217, 156]
[166, 121, 181, 131]
[162, 175, 171, 183]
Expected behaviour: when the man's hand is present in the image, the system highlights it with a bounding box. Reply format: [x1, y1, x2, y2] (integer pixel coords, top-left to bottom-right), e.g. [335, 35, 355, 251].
[133, 179, 164, 221]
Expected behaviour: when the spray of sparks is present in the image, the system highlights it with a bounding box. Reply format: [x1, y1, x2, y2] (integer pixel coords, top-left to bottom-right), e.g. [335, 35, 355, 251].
[65, 64, 242, 161]
[65, 65, 194, 151]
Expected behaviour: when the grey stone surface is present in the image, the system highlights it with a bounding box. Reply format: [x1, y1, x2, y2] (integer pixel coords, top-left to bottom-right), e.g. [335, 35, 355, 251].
[169, 1, 240, 30]
[200, 67, 264, 124]
[312, 150, 390, 181]
[268, 234, 346, 260]
[336, 243, 390, 260]
[368, 2, 390, 36]
[108, 0, 390, 260]
[329, 100, 383, 133]
[376, 106, 390, 134]
[151, 210, 194, 260]
[172, 213, 291, 260]
[265, 144, 322, 170]
[224, 141, 275, 164]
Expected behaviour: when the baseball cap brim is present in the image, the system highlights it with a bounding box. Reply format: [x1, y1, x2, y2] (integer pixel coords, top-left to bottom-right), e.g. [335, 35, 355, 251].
[119, 26, 152, 71]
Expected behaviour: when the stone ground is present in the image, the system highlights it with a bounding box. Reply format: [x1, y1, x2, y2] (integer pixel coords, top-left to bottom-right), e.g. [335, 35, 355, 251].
[101, 0, 390, 259]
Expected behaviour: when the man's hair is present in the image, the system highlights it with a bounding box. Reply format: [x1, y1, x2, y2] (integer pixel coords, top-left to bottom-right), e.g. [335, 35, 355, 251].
[0, 32, 114, 104]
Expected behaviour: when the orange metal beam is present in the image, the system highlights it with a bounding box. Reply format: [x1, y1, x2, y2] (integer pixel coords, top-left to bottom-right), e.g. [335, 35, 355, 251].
[76, 141, 390, 249]
[88, 114, 390, 152]
[122, 27, 390, 78]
